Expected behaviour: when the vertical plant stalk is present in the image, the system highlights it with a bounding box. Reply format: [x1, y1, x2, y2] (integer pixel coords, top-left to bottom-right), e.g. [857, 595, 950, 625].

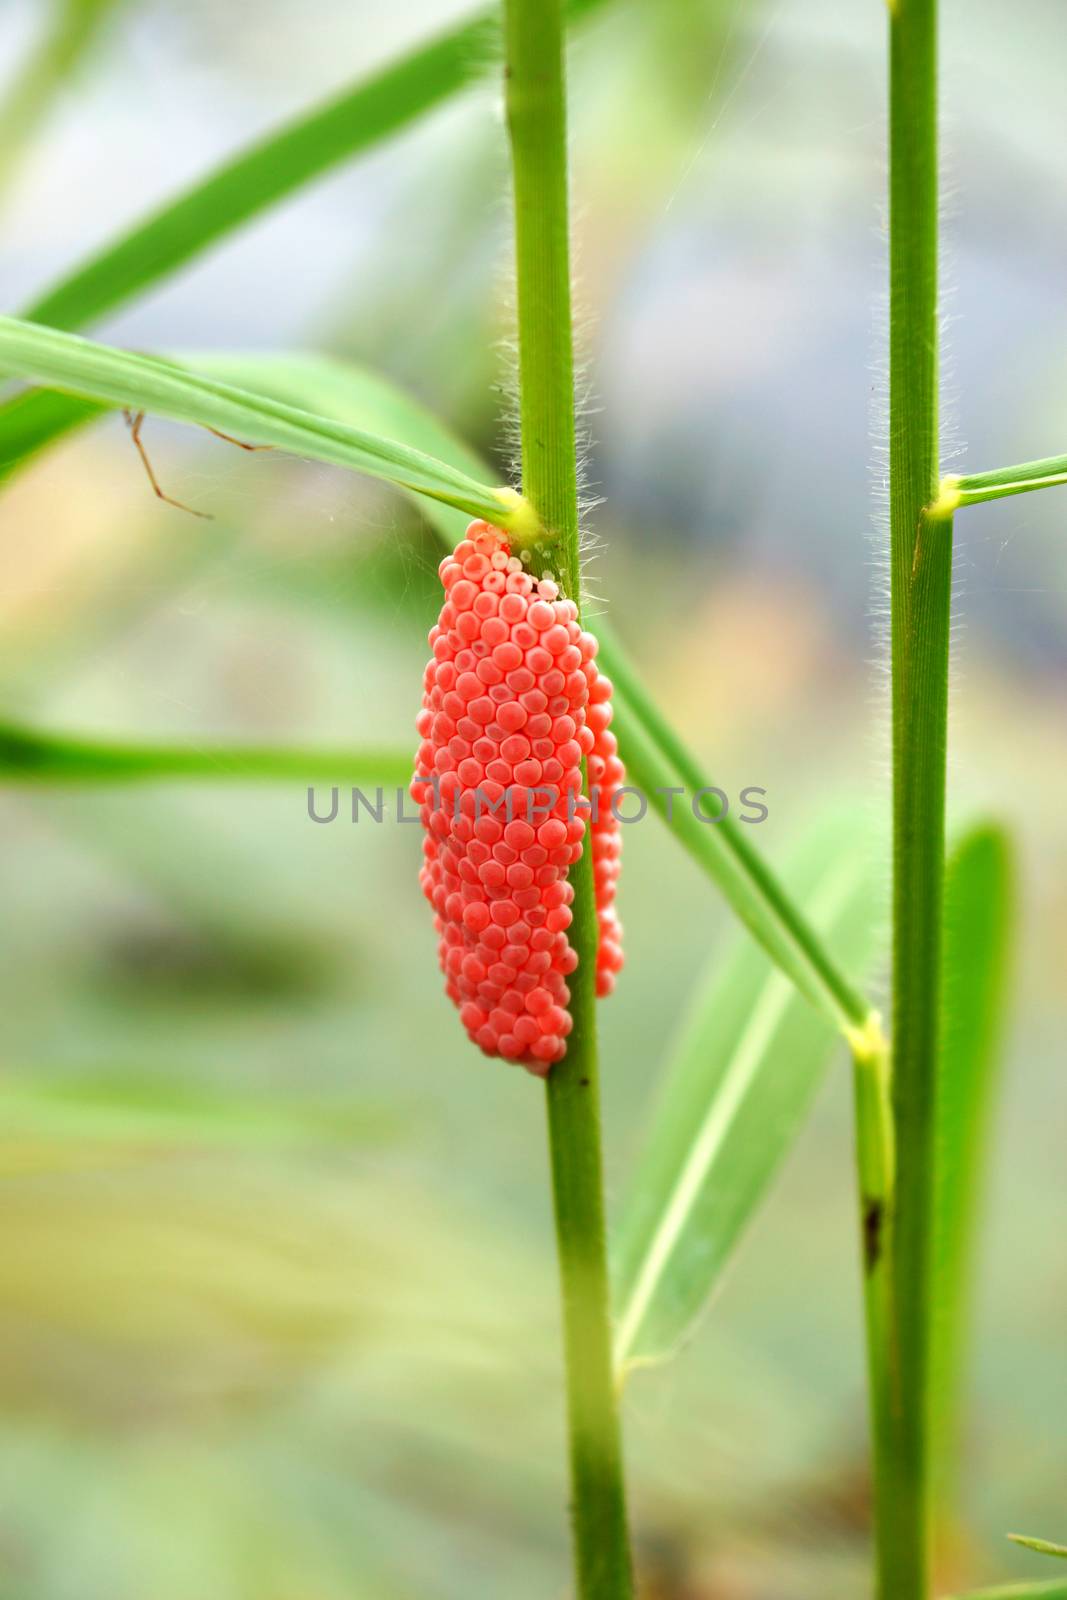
[871, 1, 949, 1596]
[503, 3, 634, 1596]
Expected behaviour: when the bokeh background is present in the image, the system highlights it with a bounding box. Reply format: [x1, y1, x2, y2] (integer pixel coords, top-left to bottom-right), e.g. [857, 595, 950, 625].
[1, 1, 1065, 1596]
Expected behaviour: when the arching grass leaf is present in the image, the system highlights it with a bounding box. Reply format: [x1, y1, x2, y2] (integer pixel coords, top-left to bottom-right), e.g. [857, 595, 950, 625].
[612, 820, 880, 1375]
[0, 317, 533, 534]
[0, 1071, 404, 1152]
[190, 350, 491, 547]
[1007, 1537, 1067, 1562]
[949, 1582, 1067, 1600]
[932, 823, 1014, 1492]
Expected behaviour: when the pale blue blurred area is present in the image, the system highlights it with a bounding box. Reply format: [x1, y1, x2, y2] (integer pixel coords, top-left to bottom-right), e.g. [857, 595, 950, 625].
[1, 2, 1066, 1596]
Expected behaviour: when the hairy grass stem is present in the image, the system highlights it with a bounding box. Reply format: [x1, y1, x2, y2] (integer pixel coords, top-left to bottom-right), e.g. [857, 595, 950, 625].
[504, 2, 633, 1593]
[871, 1, 947, 1595]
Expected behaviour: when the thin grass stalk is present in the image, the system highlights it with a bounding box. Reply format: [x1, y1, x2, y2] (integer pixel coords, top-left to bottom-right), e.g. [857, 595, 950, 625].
[503, 2, 633, 1595]
[871, 0, 948, 1596]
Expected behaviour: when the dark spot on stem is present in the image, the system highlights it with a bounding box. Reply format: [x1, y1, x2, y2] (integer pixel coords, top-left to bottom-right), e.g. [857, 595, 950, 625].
[579, 1077, 589, 1088]
[863, 1196, 884, 1274]
[0, 725, 50, 773]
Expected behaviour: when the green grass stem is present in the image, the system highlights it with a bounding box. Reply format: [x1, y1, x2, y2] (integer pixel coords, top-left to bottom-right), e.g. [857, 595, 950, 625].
[874, 1, 947, 1595]
[504, 3, 633, 1594]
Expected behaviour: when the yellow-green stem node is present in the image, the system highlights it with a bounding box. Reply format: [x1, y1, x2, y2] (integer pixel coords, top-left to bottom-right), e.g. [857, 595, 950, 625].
[927, 476, 962, 518]
[493, 485, 543, 547]
[846, 1009, 890, 1069]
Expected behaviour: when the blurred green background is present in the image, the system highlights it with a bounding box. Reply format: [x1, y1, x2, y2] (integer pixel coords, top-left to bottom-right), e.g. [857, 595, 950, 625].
[1, 1, 1065, 1596]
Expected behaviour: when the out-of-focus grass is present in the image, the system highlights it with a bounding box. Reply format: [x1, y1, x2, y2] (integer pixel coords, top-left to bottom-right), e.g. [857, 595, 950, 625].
[2, 0, 1067, 1596]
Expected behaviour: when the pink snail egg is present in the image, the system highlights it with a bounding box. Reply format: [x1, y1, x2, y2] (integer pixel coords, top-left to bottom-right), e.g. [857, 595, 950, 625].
[414, 521, 626, 1072]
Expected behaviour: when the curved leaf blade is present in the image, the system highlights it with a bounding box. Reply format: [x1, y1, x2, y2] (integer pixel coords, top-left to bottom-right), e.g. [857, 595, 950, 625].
[0, 316, 532, 532]
[0, 1071, 403, 1152]
[1007, 1537, 1067, 1562]
[949, 1584, 1067, 1600]
[190, 351, 489, 546]
[932, 823, 1014, 1491]
[0, 386, 104, 468]
[612, 822, 879, 1375]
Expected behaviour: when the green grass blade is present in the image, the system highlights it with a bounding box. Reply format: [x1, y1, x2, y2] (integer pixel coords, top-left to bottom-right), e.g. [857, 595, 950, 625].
[932, 824, 1014, 1498]
[1007, 1539, 1067, 1562]
[949, 456, 1067, 508]
[190, 351, 489, 546]
[0, 720, 411, 787]
[948, 1584, 1067, 1600]
[0, 386, 105, 469]
[0, 1071, 401, 1150]
[0, 317, 534, 533]
[612, 822, 878, 1375]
